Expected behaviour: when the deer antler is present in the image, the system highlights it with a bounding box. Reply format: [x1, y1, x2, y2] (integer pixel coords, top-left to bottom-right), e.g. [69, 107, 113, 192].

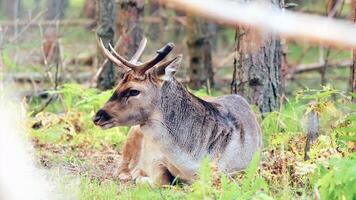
[98, 36, 174, 74]
[97, 37, 128, 70]
[130, 37, 147, 64]
[136, 43, 175, 74]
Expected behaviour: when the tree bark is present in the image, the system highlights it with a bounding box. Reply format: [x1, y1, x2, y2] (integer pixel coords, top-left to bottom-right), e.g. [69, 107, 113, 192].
[352, 0, 356, 101]
[96, 0, 116, 90]
[115, 0, 144, 59]
[231, 0, 282, 115]
[186, 16, 214, 90]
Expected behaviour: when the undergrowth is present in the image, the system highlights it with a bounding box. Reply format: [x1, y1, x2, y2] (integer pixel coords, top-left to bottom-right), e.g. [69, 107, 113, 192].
[27, 84, 355, 200]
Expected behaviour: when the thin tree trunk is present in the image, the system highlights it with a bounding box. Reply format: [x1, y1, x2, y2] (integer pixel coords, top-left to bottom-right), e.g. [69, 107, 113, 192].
[147, 0, 160, 41]
[46, 0, 68, 20]
[231, 0, 282, 116]
[321, 0, 343, 86]
[115, 0, 144, 59]
[186, 16, 214, 90]
[352, 0, 356, 101]
[96, 0, 116, 90]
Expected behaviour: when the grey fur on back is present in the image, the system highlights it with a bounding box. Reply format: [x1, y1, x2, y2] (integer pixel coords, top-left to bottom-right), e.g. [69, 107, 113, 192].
[144, 79, 262, 174]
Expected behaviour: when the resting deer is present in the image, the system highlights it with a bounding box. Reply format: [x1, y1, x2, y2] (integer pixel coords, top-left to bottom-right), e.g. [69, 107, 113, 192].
[93, 38, 262, 185]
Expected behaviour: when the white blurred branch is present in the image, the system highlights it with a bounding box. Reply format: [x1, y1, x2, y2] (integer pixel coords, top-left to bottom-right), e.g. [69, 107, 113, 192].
[162, 0, 356, 48]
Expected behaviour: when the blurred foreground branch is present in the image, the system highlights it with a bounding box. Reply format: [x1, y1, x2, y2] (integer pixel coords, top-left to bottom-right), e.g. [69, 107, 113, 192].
[162, 0, 356, 48]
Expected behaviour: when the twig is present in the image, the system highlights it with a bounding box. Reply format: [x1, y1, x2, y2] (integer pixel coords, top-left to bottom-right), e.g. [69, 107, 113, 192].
[31, 21, 63, 117]
[6, 10, 47, 46]
[0, 17, 177, 28]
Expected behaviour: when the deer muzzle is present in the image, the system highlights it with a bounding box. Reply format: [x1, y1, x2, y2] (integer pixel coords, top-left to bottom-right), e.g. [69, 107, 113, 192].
[93, 109, 115, 129]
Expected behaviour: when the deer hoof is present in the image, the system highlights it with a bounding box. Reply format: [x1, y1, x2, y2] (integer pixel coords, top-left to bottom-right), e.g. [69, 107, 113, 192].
[118, 171, 132, 182]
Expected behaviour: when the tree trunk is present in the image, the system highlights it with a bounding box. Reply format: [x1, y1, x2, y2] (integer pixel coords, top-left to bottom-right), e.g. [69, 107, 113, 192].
[231, 0, 282, 115]
[115, 0, 144, 59]
[186, 16, 214, 90]
[352, 0, 356, 101]
[46, 0, 68, 20]
[96, 0, 116, 90]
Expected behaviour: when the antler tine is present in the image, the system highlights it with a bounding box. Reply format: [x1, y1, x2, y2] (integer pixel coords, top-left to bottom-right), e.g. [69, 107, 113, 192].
[136, 43, 175, 74]
[130, 37, 147, 64]
[108, 43, 138, 69]
[97, 37, 126, 69]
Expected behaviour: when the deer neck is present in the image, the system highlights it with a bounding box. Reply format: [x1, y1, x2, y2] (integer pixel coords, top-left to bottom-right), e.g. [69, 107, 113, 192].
[143, 79, 221, 156]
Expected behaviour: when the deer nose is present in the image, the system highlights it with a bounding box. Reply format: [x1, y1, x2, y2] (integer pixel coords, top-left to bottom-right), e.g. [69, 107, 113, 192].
[93, 109, 112, 125]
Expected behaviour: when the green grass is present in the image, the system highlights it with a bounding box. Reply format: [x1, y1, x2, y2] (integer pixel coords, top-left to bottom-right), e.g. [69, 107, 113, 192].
[80, 177, 119, 200]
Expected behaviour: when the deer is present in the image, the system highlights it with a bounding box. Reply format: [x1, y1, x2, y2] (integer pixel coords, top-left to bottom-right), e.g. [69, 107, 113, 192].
[93, 37, 262, 185]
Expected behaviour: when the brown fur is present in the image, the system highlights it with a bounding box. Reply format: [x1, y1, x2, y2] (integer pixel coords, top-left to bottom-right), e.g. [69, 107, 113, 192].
[116, 126, 143, 181]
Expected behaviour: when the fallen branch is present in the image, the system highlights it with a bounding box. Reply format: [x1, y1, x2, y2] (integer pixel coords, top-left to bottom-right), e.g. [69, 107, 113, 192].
[7, 71, 93, 84]
[288, 59, 352, 74]
[0, 19, 93, 27]
[0, 16, 187, 28]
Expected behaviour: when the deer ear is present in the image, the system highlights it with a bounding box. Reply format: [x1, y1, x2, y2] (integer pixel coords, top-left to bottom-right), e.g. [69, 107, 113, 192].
[155, 55, 182, 80]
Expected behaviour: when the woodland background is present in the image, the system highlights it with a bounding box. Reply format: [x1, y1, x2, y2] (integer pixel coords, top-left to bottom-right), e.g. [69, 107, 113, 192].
[0, 0, 355, 199]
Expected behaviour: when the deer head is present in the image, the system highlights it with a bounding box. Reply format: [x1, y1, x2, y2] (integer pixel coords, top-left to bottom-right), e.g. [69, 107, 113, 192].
[93, 37, 182, 129]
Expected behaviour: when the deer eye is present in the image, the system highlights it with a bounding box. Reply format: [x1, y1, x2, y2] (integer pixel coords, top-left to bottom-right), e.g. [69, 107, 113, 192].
[128, 89, 140, 97]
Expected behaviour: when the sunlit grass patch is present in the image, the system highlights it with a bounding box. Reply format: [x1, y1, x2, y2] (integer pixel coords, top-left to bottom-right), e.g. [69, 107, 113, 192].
[80, 177, 119, 200]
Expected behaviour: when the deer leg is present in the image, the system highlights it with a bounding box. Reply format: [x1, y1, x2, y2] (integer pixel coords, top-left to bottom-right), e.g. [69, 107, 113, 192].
[116, 126, 143, 181]
[151, 164, 175, 185]
[132, 164, 174, 186]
